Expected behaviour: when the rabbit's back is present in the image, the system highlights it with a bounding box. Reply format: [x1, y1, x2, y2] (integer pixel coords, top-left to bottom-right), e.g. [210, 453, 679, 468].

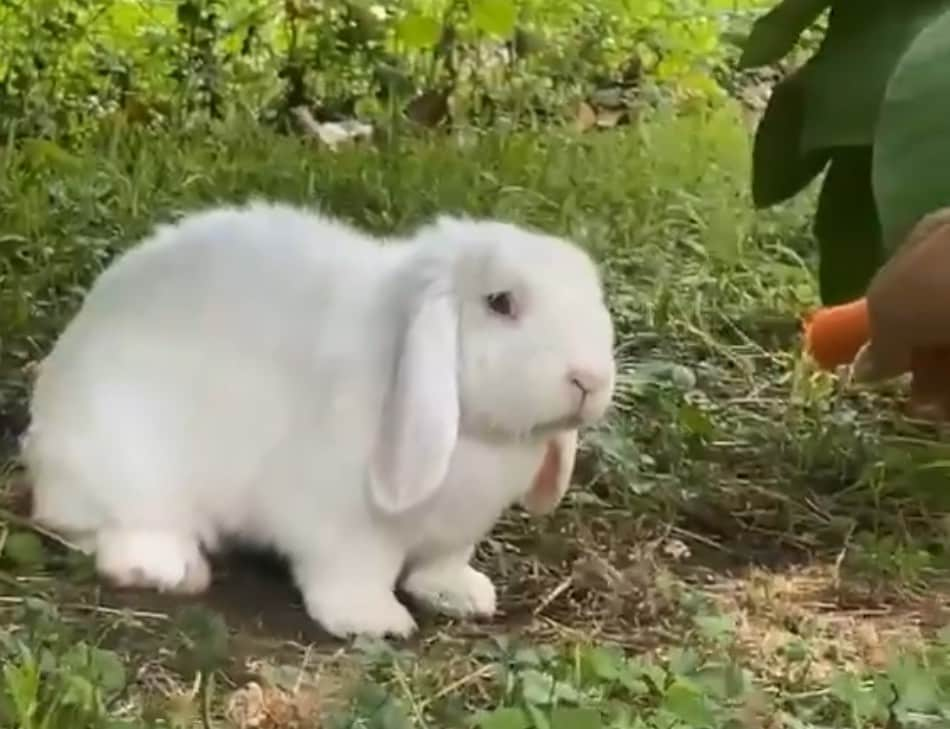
[57, 202, 381, 350]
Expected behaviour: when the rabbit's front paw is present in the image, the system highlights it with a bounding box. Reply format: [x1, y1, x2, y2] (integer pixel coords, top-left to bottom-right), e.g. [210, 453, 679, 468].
[303, 586, 418, 639]
[95, 528, 211, 594]
[402, 563, 497, 618]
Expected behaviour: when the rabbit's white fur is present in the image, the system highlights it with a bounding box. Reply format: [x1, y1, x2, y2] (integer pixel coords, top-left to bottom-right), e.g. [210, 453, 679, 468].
[22, 201, 616, 638]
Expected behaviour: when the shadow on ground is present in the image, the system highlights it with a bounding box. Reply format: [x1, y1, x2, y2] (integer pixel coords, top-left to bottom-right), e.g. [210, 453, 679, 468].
[2, 469, 542, 659]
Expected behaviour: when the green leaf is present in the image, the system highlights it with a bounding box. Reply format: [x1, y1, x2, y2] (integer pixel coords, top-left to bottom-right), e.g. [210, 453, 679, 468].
[477, 706, 531, 729]
[470, 0, 517, 38]
[829, 672, 880, 719]
[677, 403, 715, 440]
[377, 699, 413, 729]
[886, 653, 941, 713]
[89, 647, 127, 695]
[520, 670, 581, 706]
[739, 0, 831, 69]
[62, 673, 97, 712]
[17, 597, 61, 634]
[173, 606, 230, 674]
[21, 139, 79, 170]
[800, 0, 950, 153]
[4, 659, 40, 725]
[345, 681, 414, 729]
[514, 647, 544, 667]
[395, 12, 442, 50]
[581, 645, 625, 681]
[751, 69, 830, 208]
[581, 646, 650, 695]
[352, 681, 389, 711]
[666, 647, 700, 677]
[2, 531, 46, 568]
[814, 147, 883, 305]
[873, 5, 950, 251]
[693, 613, 737, 645]
[694, 662, 749, 701]
[549, 707, 601, 729]
[660, 679, 717, 726]
[629, 657, 668, 693]
[780, 637, 810, 663]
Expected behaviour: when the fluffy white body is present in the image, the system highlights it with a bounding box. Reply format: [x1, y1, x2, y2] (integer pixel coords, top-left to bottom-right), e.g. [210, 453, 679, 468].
[22, 201, 616, 638]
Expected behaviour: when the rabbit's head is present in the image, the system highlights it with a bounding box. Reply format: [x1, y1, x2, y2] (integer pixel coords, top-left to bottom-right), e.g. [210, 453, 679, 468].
[369, 216, 615, 516]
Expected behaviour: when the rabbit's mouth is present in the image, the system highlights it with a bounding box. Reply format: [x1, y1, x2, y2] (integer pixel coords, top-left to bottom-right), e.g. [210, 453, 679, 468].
[463, 413, 582, 442]
[531, 413, 584, 434]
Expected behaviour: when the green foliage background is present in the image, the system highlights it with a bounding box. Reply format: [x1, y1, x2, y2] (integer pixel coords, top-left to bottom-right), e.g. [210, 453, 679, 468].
[0, 0, 777, 138]
[744, 0, 950, 305]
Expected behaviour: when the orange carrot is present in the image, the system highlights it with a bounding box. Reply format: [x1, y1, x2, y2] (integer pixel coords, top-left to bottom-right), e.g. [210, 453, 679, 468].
[801, 297, 871, 370]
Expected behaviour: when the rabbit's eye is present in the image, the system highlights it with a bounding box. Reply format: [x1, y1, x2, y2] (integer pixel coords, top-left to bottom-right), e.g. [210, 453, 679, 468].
[485, 291, 515, 318]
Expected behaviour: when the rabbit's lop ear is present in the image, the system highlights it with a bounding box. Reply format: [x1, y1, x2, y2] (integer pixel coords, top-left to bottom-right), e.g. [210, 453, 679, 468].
[521, 429, 578, 516]
[369, 292, 460, 514]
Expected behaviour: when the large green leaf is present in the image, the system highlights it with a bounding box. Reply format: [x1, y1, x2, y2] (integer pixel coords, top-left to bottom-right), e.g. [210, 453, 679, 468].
[751, 69, 831, 208]
[660, 679, 717, 726]
[738, 0, 831, 69]
[800, 0, 950, 154]
[873, 6, 950, 251]
[470, 0, 517, 38]
[395, 12, 442, 50]
[814, 147, 883, 305]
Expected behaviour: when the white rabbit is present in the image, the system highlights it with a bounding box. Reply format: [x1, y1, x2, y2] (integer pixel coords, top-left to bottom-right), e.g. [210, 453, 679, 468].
[21, 201, 616, 639]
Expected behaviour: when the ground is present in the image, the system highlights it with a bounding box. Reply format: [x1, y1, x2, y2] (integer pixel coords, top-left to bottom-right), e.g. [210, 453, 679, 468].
[3, 101, 950, 728]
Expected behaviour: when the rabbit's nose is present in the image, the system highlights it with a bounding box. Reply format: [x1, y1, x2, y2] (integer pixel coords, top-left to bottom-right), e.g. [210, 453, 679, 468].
[568, 368, 608, 397]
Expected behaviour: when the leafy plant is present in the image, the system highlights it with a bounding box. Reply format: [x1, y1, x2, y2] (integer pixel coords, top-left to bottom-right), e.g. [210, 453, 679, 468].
[467, 601, 950, 728]
[0, 0, 773, 139]
[0, 599, 132, 729]
[741, 0, 950, 304]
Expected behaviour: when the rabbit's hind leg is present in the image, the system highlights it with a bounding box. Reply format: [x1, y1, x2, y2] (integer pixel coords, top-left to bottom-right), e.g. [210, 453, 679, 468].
[95, 528, 211, 595]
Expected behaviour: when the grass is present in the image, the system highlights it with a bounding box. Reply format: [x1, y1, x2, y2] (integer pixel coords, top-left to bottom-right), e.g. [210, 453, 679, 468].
[3, 98, 950, 728]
